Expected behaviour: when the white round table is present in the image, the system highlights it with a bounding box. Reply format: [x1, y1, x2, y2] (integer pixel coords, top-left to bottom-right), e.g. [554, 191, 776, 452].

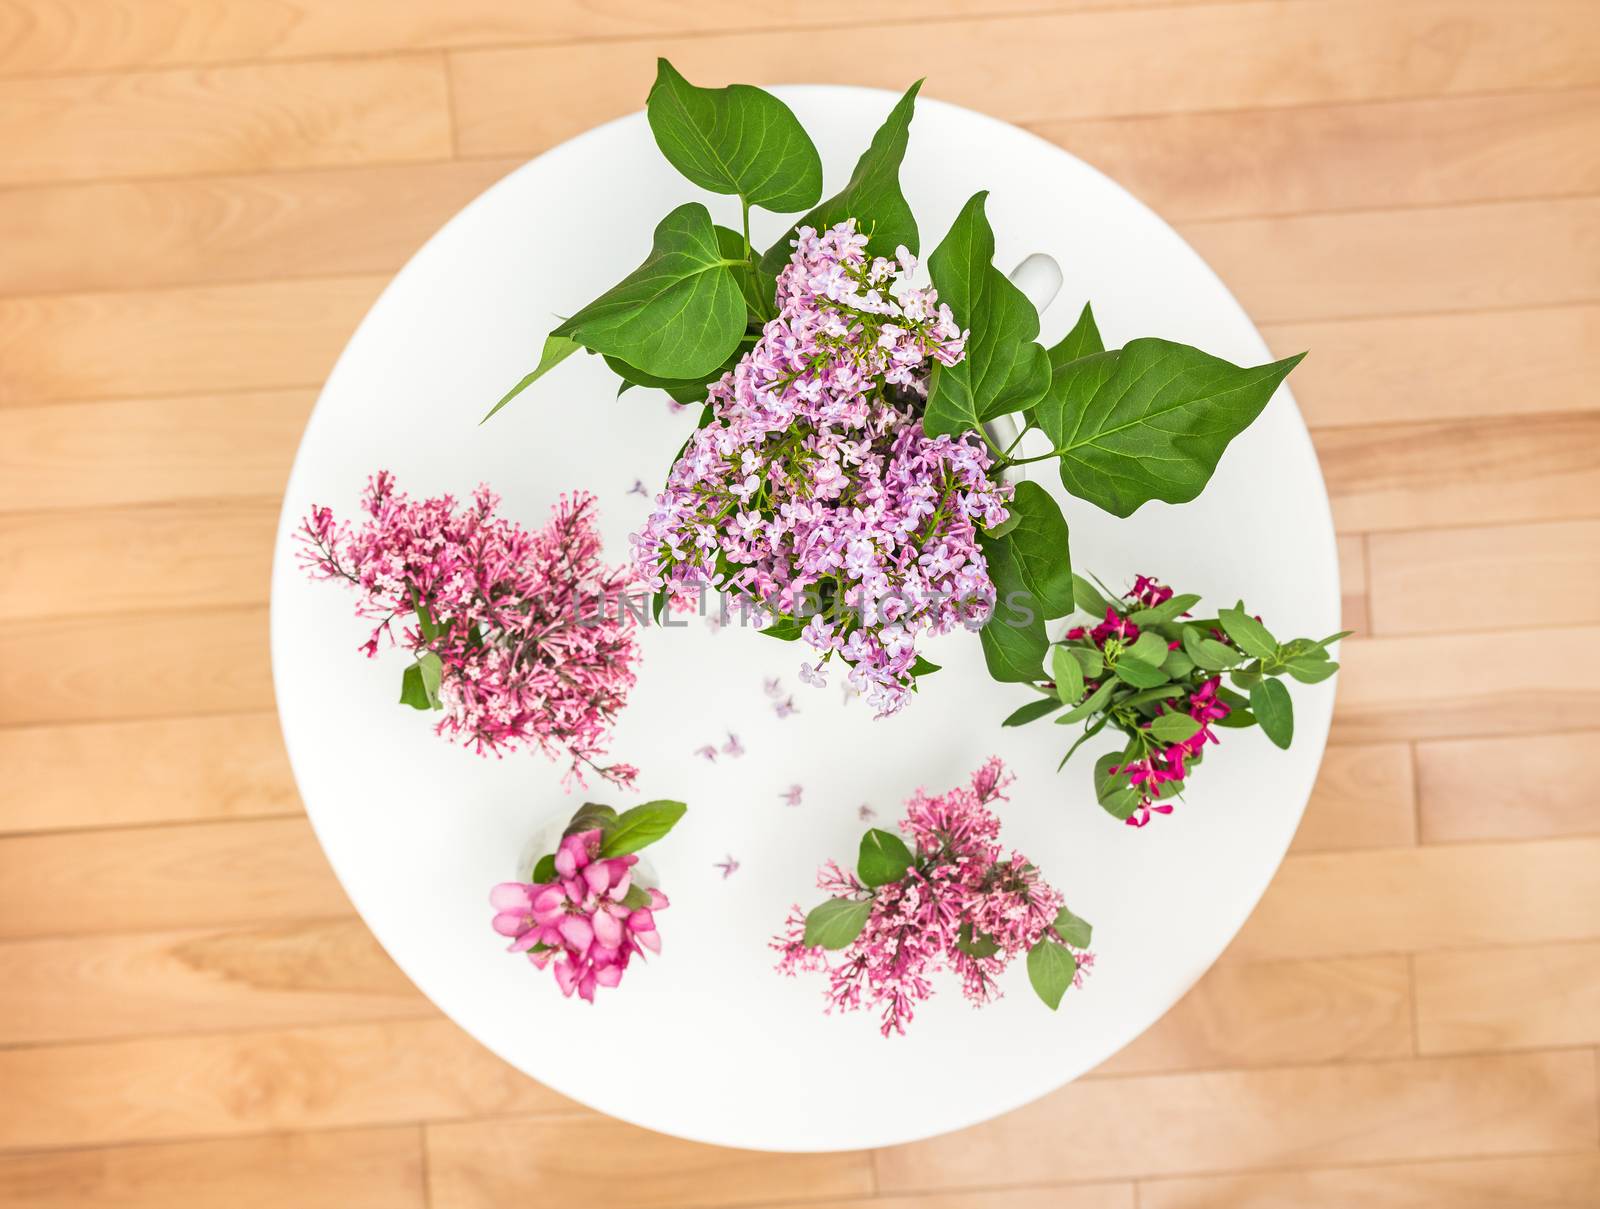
[270, 85, 1339, 1151]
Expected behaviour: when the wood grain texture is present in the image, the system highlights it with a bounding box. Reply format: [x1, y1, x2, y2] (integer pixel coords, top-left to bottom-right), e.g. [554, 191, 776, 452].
[0, 1128, 425, 1209]
[0, 56, 452, 185]
[1139, 1152, 1600, 1209]
[426, 1115, 875, 1209]
[1414, 940, 1600, 1055]
[0, 919, 430, 1046]
[873, 1051, 1598, 1188]
[1417, 732, 1600, 843]
[1290, 743, 1415, 854]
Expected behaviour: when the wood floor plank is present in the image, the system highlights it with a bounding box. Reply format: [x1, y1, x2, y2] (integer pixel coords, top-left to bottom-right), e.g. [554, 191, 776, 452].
[0, 607, 272, 726]
[0, 713, 297, 835]
[1264, 303, 1600, 429]
[1336, 534, 1368, 636]
[873, 1050, 1598, 1189]
[1139, 1152, 1600, 1209]
[0, 0, 1223, 77]
[0, 390, 313, 509]
[1228, 837, 1600, 962]
[0, 1127, 425, 1209]
[0, 501, 278, 622]
[1332, 626, 1600, 744]
[0, 817, 346, 940]
[0, 276, 381, 406]
[0, 158, 516, 296]
[1417, 732, 1600, 844]
[448, 1, 1600, 159]
[0, 56, 451, 187]
[0, 919, 430, 1046]
[425, 1114, 875, 1209]
[1367, 519, 1600, 636]
[1290, 743, 1415, 854]
[1092, 956, 1410, 1076]
[1316, 413, 1600, 536]
[0, 1018, 573, 1152]
[1181, 197, 1600, 324]
[1032, 88, 1600, 222]
[732, 1191, 1132, 1209]
[1414, 940, 1600, 1055]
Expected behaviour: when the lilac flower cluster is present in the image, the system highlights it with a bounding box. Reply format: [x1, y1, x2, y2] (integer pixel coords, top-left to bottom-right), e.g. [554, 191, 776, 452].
[632, 221, 1010, 715]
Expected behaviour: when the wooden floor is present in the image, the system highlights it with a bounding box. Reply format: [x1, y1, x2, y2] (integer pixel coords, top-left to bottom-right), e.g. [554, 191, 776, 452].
[2, 1, 1599, 1205]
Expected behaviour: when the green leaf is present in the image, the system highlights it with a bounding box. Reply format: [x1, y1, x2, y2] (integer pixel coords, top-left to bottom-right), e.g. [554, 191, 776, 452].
[1057, 715, 1108, 769]
[714, 224, 776, 323]
[857, 828, 914, 887]
[977, 528, 1050, 682]
[956, 921, 1001, 959]
[1034, 338, 1306, 518]
[1067, 645, 1104, 678]
[598, 800, 688, 857]
[483, 334, 580, 423]
[399, 652, 443, 711]
[1051, 905, 1093, 948]
[1061, 677, 1115, 723]
[1003, 696, 1066, 727]
[910, 656, 942, 678]
[1051, 645, 1084, 704]
[1286, 655, 1340, 684]
[1219, 604, 1278, 660]
[1027, 937, 1078, 1010]
[553, 202, 745, 380]
[1128, 592, 1203, 625]
[1072, 573, 1115, 617]
[1046, 301, 1103, 370]
[1162, 648, 1195, 679]
[1250, 678, 1294, 749]
[1127, 631, 1169, 666]
[646, 59, 822, 212]
[564, 802, 619, 837]
[1183, 625, 1239, 672]
[1149, 712, 1203, 743]
[759, 614, 805, 641]
[760, 79, 921, 272]
[531, 854, 557, 883]
[996, 481, 1075, 619]
[620, 883, 653, 910]
[803, 897, 872, 950]
[1113, 656, 1169, 689]
[923, 191, 1050, 437]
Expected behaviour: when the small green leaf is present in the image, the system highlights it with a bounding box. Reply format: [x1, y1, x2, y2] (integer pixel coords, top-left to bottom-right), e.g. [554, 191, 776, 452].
[598, 800, 688, 857]
[1162, 649, 1195, 678]
[995, 481, 1075, 619]
[1219, 604, 1278, 660]
[531, 854, 558, 883]
[564, 802, 619, 837]
[761, 80, 922, 272]
[399, 652, 444, 711]
[1127, 631, 1169, 666]
[646, 60, 822, 212]
[857, 828, 914, 887]
[1046, 301, 1103, 369]
[1149, 712, 1202, 743]
[1286, 655, 1339, 684]
[1061, 677, 1115, 723]
[1128, 592, 1203, 625]
[553, 202, 745, 380]
[803, 897, 872, 950]
[1051, 645, 1084, 704]
[910, 655, 942, 678]
[1250, 678, 1294, 749]
[1027, 937, 1078, 1010]
[1072, 573, 1115, 617]
[923, 192, 1050, 437]
[483, 334, 580, 423]
[1067, 645, 1104, 678]
[1051, 905, 1093, 948]
[1183, 626, 1239, 672]
[620, 883, 653, 910]
[1057, 715, 1108, 768]
[956, 921, 1002, 959]
[1113, 656, 1169, 689]
[1003, 697, 1066, 727]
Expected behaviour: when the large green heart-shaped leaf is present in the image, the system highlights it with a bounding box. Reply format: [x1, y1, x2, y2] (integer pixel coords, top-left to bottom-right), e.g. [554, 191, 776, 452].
[990, 480, 1074, 620]
[482, 333, 580, 423]
[760, 79, 922, 273]
[1034, 338, 1305, 518]
[646, 59, 822, 213]
[977, 525, 1050, 682]
[923, 191, 1049, 438]
[553, 202, 746, 380]
[1047, 301, 1104, 369]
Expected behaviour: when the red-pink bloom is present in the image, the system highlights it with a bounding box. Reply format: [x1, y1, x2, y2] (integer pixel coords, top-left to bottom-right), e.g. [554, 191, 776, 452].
[490, 828, 668, 1001]
[300, 473, 640, 788]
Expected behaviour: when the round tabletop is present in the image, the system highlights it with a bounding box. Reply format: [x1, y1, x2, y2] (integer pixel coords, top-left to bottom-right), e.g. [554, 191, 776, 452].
[270, 85, 1339, 1152]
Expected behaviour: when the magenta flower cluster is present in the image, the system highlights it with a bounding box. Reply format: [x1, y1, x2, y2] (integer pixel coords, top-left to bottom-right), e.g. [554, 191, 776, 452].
[632, 221, 1010, 715]
[299, 472, 640, 788]
[774, 759, 1091, 1036]
[490, 828, 668, 1001]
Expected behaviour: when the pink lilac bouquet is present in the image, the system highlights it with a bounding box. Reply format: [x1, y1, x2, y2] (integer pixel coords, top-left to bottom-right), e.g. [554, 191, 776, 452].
[299, 472, 640, 788]
[489, 799, 684, 1001]
[632, 220, 1010, 716]
[1004, 573, 1348, 827]
[774, 758, 1092, 1036]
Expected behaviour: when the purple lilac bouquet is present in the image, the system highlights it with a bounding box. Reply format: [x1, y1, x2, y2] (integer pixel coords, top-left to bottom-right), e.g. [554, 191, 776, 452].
[1004, 573, 1348, 826]
[632, 221, 1009, 715]
[490, 799, 684, 1001]
[774, 758, 1092, 1036]
[299, 473, 640, 788]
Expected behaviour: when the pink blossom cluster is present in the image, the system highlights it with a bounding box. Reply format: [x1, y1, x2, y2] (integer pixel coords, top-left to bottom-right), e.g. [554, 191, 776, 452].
[299, 472, 639, 788]
[773, 759, 1091, 1036]
[632, 220, 1010, 716]
[490, 828, 668, 1001]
